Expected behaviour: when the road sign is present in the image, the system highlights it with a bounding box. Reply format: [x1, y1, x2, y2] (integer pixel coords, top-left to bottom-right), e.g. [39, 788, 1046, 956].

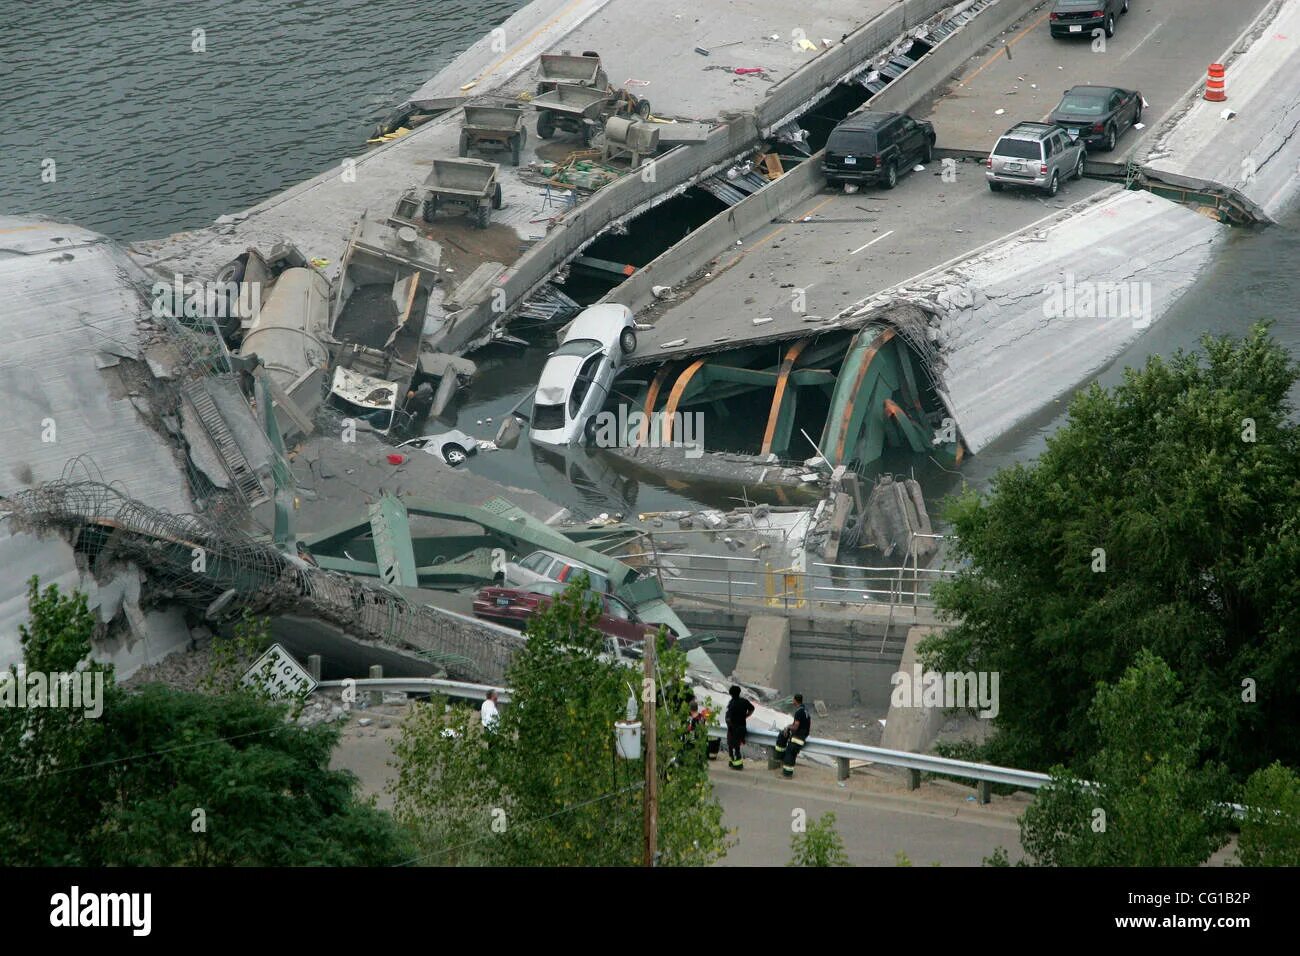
[241, 643, 317, 700]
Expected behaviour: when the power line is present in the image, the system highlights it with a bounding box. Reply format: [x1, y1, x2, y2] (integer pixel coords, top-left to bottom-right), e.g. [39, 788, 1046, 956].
[390, 781, 645, 867]
[0, 725, 283, 786]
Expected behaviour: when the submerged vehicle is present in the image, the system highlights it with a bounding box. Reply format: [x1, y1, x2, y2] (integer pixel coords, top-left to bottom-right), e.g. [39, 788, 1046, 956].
[396, 429, 478, 466]
[530, 304, 638, 447]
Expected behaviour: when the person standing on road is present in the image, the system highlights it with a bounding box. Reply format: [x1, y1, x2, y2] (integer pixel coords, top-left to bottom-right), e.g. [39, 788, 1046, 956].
[725, 685, 754, 770]
[781, 693, 812, 779]
[480, 689, 500, 732]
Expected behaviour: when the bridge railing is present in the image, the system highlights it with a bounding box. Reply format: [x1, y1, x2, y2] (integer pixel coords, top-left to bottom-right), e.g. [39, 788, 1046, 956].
[647, 550, 957, 615]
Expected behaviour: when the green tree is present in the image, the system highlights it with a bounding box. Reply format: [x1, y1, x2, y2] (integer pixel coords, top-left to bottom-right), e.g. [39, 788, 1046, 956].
[0, 578, 112, 865]
[390, 581, 729, 866]
[924, 324, 1300, 778]
[1019, 651, 1231, 866]
[1237, 761, 1300, 866]
[199, 608, 273, 695]
[788, 812, 850, 866]
[0, 577, 413, 866]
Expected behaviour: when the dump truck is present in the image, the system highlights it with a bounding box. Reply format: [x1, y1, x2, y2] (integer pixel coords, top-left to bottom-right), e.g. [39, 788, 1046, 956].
[326, 213, 474, 435]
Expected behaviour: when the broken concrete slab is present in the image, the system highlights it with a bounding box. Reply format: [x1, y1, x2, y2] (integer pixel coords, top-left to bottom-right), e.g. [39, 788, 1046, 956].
[1142, 0, 1300, 223]
[854, 188, 1224, 455]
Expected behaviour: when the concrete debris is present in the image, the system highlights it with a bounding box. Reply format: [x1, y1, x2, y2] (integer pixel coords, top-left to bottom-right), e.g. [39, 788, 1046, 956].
[700, 510, 726, 529]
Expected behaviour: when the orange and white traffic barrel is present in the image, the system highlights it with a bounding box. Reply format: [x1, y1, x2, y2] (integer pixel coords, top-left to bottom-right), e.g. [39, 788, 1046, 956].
[1205, 63, 1227, 102]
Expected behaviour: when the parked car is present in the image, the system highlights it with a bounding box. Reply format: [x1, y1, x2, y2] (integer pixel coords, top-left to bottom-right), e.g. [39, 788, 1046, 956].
[472, 581, 675, 652]
[502, 548, 612, 595]
[1049, 85, 1143, 152]
[396, 429, 478, 465]
[986, 122, 1086, 196]
[530, 304, 638, 447]
[1049, 0, 1129, 39]
[822, 110, 936, 190]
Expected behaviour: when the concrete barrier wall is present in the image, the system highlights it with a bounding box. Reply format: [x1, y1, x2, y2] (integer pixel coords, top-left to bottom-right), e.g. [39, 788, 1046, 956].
[757, 0, 961, 133]
[434, 115, 760, 352]
[868, 0, 1042, 114]
[432, 0, 969, 353]
[604, 153, 824, 312]
[681, 606, 911, 707]
[604, 0, 1042, 314]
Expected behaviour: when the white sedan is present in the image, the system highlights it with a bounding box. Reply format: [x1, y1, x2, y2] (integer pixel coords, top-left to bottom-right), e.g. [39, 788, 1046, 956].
[530, 304, 637, 447]
[396, 429, 478, 465]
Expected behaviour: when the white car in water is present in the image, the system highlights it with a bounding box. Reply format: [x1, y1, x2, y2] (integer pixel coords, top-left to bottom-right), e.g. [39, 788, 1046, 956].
[530, 304, 637, 447]
[396, 429, 478, 466]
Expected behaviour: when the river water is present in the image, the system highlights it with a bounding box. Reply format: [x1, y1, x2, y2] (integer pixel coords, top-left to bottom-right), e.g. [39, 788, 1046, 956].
[5, 1, 1296, 521]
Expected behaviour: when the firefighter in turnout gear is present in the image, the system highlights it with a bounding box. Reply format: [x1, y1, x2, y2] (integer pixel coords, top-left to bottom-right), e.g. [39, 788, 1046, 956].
[777, 693, 811, 778]
[725, 685, 754, 770]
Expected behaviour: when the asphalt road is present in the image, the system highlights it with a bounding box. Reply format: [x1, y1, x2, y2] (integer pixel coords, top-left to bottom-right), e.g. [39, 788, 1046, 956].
[631, 164, 1109, 362]
[922, 0, 1273, 157]
[631, 0, 1271, 365]
[711, 762, 1026, 867]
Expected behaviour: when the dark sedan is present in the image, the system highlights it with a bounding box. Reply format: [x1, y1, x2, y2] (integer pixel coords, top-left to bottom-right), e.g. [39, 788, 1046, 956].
[1050, 85, 1143, 152]
[472, 582, 675, 652]
[1049, 0, 1129, 39]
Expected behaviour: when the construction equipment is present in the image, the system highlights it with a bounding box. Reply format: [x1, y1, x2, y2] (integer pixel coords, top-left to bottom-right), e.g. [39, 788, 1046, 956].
[601, 115, 660, 168]
[535, 52, 608, 95]
[533, 84, 651, 146]
[460, 105, 528, 166]
[419, 158, 503, 229]
[532, 84, 616, 146]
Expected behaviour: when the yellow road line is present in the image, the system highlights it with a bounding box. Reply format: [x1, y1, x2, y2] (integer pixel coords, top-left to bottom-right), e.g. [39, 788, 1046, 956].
[469, 0, 591, 88]
[960, 10, 1052, 87]
[721, 196, 836, 270]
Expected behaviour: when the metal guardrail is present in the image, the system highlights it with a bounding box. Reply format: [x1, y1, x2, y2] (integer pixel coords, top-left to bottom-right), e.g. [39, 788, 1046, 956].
[316, 677, 511, 704]
[708, 725, 1051, 798]
[314, 677, 1043, 800]
[310, 679, 1254, 818]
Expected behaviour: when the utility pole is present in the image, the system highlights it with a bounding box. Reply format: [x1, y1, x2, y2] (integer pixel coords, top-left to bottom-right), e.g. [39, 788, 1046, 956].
[643, 631, 657, 867]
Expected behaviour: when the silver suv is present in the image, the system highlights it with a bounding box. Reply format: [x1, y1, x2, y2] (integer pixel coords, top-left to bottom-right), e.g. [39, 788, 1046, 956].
[503, 549, 611, 595]
[986, 122, 1086, 197]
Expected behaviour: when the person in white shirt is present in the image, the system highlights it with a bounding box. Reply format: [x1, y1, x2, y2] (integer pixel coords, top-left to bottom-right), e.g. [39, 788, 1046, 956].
[480, 689, 500, 732]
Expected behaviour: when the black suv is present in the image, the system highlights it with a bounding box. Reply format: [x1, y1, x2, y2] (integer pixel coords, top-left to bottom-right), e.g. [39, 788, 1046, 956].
[822, 111, 936, 190]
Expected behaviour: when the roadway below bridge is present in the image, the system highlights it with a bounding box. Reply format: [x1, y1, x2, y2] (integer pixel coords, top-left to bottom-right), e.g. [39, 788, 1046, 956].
[327, 694, 1028, 863]
[628, 0, 1272, 367]
[714, 759, 1025, 866]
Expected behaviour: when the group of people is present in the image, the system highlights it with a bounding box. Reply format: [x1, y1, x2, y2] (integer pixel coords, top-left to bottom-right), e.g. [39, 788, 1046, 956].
[481, 683, 813, 779]
[724, 685, 812, 779]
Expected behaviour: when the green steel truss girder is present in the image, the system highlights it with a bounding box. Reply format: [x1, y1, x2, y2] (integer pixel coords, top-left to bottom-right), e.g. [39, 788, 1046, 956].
[369, 494, 419, 588]
[818, 324, 934, 468]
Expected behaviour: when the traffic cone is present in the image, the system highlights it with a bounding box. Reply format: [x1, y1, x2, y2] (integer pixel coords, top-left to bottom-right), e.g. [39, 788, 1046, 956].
[1205, 63, 1227, 102]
